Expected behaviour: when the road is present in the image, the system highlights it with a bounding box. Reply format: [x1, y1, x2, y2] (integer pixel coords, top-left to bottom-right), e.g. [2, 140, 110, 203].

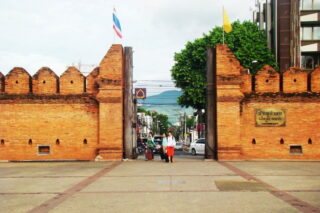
[1, 158, 320, 212]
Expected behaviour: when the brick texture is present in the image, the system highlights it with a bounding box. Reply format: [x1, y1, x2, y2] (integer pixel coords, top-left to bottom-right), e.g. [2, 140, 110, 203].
[5, 67, 31, 94]
[255, 65, 280, 93]
[216, 45, 243, 160]
[86, 67, 99, 95]
[0, 102, 98, 160]
[240, 100, 320, 159]
[283, 68, 308, 93]
[311, 68, 320, 92]
[240, 72, 252, 93]
[0, 45, 124, 161]
[96, 44, 124, 160]
[32, 67, 58, 94]
[216, 45, 320, 160]
[60, 67, 85, 95]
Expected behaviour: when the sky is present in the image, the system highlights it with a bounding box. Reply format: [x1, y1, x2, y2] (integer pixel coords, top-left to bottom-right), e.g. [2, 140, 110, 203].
[0, 0, 255, 81]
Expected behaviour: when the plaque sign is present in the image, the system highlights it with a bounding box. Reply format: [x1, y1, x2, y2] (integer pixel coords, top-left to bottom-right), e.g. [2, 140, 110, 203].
[256, 108, 286, 127]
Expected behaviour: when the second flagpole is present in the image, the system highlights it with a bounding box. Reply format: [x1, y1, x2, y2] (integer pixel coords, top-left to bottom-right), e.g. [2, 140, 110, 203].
[222, 7, 225, 45]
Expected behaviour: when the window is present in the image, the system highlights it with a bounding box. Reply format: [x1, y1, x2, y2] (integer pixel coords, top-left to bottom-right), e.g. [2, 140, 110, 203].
[302, 55, 314, 69]
[197, 139, 205, 144]
[290, 145, 303, 154]
[302, 27, 312, 40]
[314, 27, 320, 40]
[301, 27, 320, 40]
[302, 0, 313, 9]
[315, 0, 319, 8]
[38, 145, 50, 155]
[301, 0, 320, 10]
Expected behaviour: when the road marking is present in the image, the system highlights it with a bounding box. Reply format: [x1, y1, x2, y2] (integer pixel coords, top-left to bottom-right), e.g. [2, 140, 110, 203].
[219, 161, 320, 213]
[27, 161, 121, 213]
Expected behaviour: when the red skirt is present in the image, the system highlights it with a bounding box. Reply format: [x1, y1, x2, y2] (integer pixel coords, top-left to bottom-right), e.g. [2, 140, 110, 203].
[166, 146, 174, 157]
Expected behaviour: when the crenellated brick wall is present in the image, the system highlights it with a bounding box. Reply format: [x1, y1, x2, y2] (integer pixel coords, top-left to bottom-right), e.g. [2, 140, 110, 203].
[5, 68, 32, 94]
[0, 44, 125, 161]
[215, 44, 320, 160]
[32, 67, 59, 94]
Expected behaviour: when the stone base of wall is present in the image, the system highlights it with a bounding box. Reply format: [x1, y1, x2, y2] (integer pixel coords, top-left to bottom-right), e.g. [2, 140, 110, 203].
[218, 147, 242, 160]
[97, 148, 123, 161]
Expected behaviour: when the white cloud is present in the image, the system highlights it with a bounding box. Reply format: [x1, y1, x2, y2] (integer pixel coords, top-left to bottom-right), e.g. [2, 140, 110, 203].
[0, 0, 255, 80]
[0, 51, 67, 75]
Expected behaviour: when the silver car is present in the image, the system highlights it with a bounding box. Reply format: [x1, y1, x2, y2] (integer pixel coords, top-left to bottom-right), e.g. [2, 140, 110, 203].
[190, 138, 205, 155]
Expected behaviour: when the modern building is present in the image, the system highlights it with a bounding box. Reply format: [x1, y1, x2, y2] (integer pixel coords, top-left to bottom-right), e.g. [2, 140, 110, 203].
[254, 0, 320, 72]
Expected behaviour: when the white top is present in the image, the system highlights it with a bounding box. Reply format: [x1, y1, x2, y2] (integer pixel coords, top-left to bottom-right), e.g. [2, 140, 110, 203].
[167, 136, 176, 147]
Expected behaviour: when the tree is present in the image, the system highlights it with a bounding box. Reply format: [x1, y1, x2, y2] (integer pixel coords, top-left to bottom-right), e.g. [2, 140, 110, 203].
[137, 107, 170, 135]
[186, 116, 196, 130]
[171, 21, 278, 109]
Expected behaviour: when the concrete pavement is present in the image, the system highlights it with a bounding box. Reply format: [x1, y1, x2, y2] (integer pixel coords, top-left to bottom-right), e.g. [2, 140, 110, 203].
[0, 156, 319, 213]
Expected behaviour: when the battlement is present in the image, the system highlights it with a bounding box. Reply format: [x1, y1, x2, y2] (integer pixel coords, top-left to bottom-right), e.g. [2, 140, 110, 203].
[0, 66, 99, 95]
[214, 44, 320, 161]
[242, 65, 319, 94]
[0, 44, 126, 161]
[215, 45, 320, 94]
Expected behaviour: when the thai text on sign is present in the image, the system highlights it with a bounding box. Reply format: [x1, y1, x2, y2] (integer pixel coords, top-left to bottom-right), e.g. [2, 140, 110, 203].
[256, 108, 286, 127]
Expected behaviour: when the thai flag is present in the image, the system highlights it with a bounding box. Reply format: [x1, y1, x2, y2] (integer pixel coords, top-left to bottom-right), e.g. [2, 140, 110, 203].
[112, 8, 122, 39]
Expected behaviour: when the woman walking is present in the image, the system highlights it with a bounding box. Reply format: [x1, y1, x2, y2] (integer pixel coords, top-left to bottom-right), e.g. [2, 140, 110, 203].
[145, 132, 156, 160]
[166, 131, 176, 163]
[162, 133, 169, 162]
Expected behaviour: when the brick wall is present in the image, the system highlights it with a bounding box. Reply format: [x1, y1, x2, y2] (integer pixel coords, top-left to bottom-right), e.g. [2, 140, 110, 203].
[60, 67, 85, 95]
[32, 67, 58, 94]
[96, 44, 124, 160]
[86, 67, 99, 95]
[255, 65, 280, 93]
[311, 68, 320, 92]
[0, 45, 124, 161]
[0, 101, 98, 160]
[5, 68, 31, 94]
[215, 45, 320, 160]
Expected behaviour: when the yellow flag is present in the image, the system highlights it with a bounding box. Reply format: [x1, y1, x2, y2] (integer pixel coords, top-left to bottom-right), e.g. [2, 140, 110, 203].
[223, 9, 232, 33]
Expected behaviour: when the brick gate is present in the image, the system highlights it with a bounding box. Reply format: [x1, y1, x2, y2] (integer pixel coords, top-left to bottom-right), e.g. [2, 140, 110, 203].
[0, 44, 127, 161]
[206, 45, 320, 160]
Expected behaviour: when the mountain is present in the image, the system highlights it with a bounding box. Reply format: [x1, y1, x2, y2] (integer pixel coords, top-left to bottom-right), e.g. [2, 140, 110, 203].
[138, 90, 193, 124]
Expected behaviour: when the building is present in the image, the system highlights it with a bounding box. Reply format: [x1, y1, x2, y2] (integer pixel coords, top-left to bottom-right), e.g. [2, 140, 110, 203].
[254, 0, 320, 72]
[137, 112, 153, 137]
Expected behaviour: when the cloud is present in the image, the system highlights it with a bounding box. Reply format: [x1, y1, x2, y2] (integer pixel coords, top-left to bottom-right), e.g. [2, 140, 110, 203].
[0, 51, 67, 75]
[0, 0, 255, 80]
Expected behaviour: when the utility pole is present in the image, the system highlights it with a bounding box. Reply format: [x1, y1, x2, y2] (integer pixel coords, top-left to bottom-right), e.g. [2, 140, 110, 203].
[124, 47, 135, 159]
[206, 47, 217, 160]
[184, 112, 187, 142]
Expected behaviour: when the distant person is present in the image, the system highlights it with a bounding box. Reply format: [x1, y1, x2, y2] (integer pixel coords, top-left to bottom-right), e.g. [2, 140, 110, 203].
[145, 132, 156, 160]
[162, 133, 169, 162]
[166, 131, 176, 163]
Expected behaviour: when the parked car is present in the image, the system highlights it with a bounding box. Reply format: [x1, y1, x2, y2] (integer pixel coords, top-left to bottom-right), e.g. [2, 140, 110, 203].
[175, 141, 183, 150]
[190, 138, 205, 155]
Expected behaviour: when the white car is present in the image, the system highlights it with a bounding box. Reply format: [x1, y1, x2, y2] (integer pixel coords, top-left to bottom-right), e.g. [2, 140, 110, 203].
[175, 141, 183, 150]
[190, 138, 205, 155]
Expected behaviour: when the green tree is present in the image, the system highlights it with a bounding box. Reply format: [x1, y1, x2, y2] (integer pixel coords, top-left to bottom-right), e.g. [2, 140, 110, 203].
[138, 107, 171, 135]
[171, 21, 278, 109]
[186, 116, 196, 130]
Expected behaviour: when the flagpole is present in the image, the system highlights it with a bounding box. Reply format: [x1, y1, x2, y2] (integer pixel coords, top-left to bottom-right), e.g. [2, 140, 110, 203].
[113, 7, 115, 43]
[222, 7, 225, 45]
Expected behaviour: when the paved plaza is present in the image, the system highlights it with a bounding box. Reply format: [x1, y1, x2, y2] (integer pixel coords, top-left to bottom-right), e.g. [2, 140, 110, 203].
[0, 157, 320, 213]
